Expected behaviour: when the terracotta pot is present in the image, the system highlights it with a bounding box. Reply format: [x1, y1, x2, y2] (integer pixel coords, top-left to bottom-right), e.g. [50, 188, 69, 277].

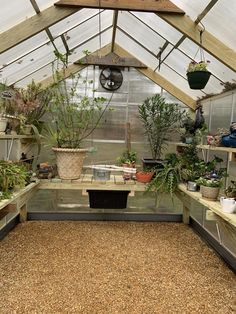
[136, 171, 154, 183]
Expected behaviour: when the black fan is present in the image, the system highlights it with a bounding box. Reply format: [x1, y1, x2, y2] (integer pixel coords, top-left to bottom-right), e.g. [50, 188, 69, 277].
[99, 67, 123, 91]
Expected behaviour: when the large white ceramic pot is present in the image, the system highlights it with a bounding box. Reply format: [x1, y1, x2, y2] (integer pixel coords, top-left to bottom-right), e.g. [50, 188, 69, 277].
[52, 147, 89, 180]
[220, 197, 236, 213]
[0, 117, 7, 134]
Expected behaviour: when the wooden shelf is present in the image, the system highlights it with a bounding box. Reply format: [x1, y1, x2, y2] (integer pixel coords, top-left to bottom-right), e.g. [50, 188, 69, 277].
[0, 134, 35, 140]
[167, 141, 236, 153]
[39, 174, 147, 192]
[177, 183, 236, 228]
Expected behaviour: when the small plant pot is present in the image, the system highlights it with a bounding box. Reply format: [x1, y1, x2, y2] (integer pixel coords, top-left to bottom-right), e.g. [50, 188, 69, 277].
[187, 181, 197, 192]
[87, 190, 130, 209]
[93, 168, 111, 181]
[136, 171, 154, 183]
[187, 71, 211, 90]
[200, 185, 220, 201]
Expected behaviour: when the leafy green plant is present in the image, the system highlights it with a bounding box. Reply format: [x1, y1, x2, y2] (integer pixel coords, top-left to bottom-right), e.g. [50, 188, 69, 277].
[44, 51, 109, 149]
[139, 94, 187, 160]
[146, 153, 182, 198]
[187, 60, 210, 73]
[224, 181, 236, 198]
[0, 161, 28, 200]
[196, 177, 223, 188]
[116, 150, 137, 166]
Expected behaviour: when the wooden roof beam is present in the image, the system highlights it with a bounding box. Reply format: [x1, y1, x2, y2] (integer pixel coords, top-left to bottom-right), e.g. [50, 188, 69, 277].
[0, 6, 78, 54]
[156, 12, 236, 72]
[113, 44, 197, 110]
[55, 0, 185, 14]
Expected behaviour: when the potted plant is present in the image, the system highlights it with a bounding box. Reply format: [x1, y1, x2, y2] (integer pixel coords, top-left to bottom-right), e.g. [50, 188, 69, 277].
[146, 153, 182, 205]
[116, 149, 137, 180]
[196, 177, 223, 201]
[186, 60, 211, 90]
[138, 94, 187, 170]
[44, 51, 107, 180]
[0, 161, 28, 200]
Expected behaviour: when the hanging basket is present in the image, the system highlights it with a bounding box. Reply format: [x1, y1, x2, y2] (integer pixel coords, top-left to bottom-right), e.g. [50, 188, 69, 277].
[187, 71, 211, 90]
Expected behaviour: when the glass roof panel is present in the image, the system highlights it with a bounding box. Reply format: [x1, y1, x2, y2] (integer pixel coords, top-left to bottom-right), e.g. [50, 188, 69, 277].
[16, 64, 54, 87]
[1, 37, 65, 85]
[118, 11, 166, 55]
[129, 11, 183, 45]
[66, 11, 112, 50]
[116, 30, 159, 70]
[0, 0, 35, 32]
[171, 0, 210, 21]
[0, 32, 49, 68]
[49, 9, 100, 37]
[179, 39, 236, 84]
[202, 0, 236, 51]
[36, 0, 58, 11]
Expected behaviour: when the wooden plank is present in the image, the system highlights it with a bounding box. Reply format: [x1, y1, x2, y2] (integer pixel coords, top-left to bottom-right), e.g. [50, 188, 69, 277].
[157, 13, 236, 72]
[111, 11, 119, 53]
[0, 6, 78, 54]
[55, 0, 185, 14]
[177, 184, 236, 228]
[183, 205, 190, 224]
[75, 52, 147, 68]
[113, 44, 197, 110]
[0, 181, 40, 212]
[167, 142, 236, 154]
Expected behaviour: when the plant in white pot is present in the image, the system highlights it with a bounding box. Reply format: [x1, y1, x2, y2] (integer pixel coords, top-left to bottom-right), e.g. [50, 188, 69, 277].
[44, 51, 108, 180]
[220, 181, 236, 213]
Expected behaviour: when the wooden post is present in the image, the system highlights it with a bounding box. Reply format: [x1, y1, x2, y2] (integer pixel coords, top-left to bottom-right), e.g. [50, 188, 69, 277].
[183, 205, 190, 224]
[19, 204, 27, 222]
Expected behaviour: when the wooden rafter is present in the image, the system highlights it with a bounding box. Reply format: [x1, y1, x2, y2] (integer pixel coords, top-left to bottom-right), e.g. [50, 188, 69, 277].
[111, 11, 119, 53]
[156, 12, 236, 72]
[55, 0, 185, 13]
[0, 6, 78, 54]
[113, 44, 197, 110]
[75, 52, 147, 68]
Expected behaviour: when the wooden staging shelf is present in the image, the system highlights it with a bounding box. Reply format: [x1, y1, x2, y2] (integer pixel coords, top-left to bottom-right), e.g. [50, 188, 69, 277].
[38, 174, 147, 192]
[176, 183, 236, 228]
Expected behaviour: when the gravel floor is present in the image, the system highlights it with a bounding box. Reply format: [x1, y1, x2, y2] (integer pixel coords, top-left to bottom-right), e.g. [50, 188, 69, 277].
[0, 221, 235, 314]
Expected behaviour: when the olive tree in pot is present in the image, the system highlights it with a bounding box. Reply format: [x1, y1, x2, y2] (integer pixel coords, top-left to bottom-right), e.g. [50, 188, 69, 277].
[138, 94, 187, 170]
[44, 51, 108, 180]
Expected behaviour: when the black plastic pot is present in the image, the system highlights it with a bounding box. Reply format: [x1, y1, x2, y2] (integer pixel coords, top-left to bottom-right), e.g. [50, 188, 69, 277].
[87, 190, 130, 209]
[187, 71, 211, 90]
[142, 158, 165, 171]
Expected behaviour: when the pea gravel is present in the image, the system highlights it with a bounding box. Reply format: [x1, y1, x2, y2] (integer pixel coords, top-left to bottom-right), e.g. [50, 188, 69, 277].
[0, 221, 235, 314]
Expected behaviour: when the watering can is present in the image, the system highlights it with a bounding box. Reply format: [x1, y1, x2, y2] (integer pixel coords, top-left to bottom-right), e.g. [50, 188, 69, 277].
[220, 197, 236, 214]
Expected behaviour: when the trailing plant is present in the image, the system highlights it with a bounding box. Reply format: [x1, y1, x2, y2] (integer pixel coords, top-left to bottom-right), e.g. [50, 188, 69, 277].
[139, 94, 187, 160]
[0, 161, 28, 200]
[187, 60, 210, 73]
[146, 153, 182, 199]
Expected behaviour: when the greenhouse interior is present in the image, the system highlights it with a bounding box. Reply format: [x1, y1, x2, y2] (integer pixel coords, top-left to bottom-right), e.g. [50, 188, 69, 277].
[0, 0, 236, 313]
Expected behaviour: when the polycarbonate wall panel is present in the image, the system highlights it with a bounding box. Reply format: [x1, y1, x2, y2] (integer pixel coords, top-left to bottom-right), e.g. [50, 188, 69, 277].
[171, 0, 210, 21]
[0, 32, 49, 68]
[16, 64, 55, 87]
[118, 12, 166, 55]
[36, 0, 58, 11]
[202, 0, 236, 51]
[0, 0, 35, 31]
[130, 12, 183, 45]
[116, 30, 159, 70]
[49, 9, 100, 37]
[66, 11, 112, 50]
